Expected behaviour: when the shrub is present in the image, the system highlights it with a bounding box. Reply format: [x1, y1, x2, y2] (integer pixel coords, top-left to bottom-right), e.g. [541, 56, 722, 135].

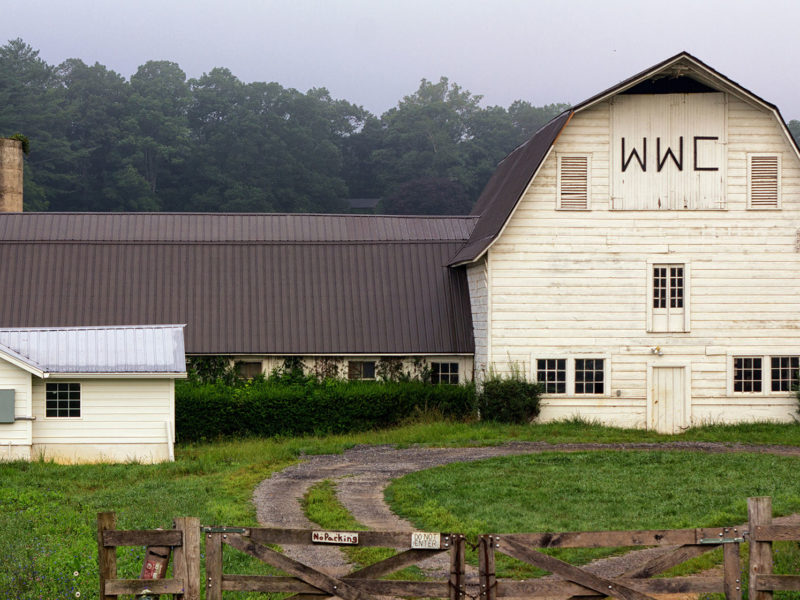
[175, 379, 476, 442]
[478, 375, 542, 424]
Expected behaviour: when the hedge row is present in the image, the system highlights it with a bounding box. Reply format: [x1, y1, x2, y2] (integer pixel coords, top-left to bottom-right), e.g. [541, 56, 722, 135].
[175, 379, 476, 442]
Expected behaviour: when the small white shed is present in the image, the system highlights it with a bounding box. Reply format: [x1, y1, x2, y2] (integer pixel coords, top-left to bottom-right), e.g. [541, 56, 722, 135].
[0, 325, 186, 463]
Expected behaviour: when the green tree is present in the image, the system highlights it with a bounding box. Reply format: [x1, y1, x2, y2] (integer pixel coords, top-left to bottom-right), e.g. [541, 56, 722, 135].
[0, 38, 74, 210]
[380, 177, 472, 215]
[787, 120, 800, 148]
[53, 58, 140, 210]
[126, 60, 191, 209]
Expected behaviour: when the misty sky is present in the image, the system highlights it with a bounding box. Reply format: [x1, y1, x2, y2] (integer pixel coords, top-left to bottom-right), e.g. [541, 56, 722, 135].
[4, 0, 800, 119]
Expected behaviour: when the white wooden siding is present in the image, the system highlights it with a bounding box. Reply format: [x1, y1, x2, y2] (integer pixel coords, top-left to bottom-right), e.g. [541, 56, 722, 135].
[485, 92, 800, 427]
[467, 260, 489, 382]
[611, 94, 727, 210]
[31, 378, 174, 463]
[0, 358, 32, 459]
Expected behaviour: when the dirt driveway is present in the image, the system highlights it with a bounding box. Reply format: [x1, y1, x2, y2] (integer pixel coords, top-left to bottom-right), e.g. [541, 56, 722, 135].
[252, 441, 800, 577]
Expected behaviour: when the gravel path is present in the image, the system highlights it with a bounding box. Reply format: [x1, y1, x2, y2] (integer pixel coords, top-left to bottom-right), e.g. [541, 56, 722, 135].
[252, 441, 800, 580]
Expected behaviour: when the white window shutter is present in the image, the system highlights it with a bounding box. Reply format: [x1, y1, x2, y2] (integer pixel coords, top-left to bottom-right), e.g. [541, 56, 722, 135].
[558, 155, 589, 210]
[748, 154, 780, 208]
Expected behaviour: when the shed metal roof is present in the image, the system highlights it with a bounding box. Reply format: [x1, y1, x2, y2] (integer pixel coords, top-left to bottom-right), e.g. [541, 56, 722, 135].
[0, 325, 186, 374]
[0, 214, 475, 356]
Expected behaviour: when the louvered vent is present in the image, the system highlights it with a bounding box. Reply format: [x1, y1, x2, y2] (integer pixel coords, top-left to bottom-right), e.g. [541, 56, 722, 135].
[559, 155, 589, 209]
[749, 155, 779, 208]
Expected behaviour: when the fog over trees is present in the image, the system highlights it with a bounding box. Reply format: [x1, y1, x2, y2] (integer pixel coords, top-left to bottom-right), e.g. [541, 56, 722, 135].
[5, 39, 797, 215]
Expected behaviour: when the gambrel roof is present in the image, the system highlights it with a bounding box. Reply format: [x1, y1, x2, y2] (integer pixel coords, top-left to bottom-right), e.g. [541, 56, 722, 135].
[449, 51, 800, 266]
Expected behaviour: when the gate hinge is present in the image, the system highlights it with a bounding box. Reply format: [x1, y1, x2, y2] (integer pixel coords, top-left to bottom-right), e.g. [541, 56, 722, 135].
[698, 537, 745, 544]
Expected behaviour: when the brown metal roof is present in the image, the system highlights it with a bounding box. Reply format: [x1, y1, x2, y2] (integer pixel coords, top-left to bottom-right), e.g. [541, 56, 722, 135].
[0, 213, 475, 355]
[448, 112, 570, 265]
[449, 51, 800, 266]
[0, 212, 477, 242]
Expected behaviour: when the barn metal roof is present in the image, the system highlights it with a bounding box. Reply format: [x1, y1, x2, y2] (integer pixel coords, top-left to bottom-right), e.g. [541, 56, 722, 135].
[0, 214, 475, 356]
[0, 212, 477, 242]
[0, 325, 186, 375]
[449, 51, 800, 266]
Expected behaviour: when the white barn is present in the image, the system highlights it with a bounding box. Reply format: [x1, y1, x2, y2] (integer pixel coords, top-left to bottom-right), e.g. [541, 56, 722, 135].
[0, 52, 798, 435]
[0, 325, 186, 462]
[452, 52, 800, 432]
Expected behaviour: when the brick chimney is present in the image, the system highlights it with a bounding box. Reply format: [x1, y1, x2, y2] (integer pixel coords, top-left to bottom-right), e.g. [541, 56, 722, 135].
[0, 138, 23, 212]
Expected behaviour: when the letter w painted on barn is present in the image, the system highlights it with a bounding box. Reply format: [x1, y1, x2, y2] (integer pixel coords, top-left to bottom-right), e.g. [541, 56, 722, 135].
[657, 137, 683, 171]
[622, 137, 646, 172]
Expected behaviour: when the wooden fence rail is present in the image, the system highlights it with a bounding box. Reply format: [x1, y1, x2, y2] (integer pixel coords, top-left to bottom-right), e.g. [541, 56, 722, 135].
[96, 496, 800, 600]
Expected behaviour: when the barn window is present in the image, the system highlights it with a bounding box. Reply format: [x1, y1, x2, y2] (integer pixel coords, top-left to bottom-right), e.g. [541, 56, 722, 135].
[431, 362, 459, 384]
[238, 362, 263, 379]
[748, 154, 780, 209]
[557, 154, 590, 210]
[536, 359, 566, 393]
[648, 261, 689, 332]
[771, 356, 799, 392]
[575, 359, 604, 394]
[348, 361, 376, 380]
[733, 357, 762, 393]
[46, 382, 80, 418]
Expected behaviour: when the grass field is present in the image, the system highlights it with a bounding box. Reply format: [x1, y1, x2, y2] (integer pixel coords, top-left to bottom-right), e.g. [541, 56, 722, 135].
[1, 419, 800, 599]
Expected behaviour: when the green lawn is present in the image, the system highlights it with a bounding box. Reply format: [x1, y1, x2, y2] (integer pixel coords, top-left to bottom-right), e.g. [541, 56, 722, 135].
[1, 420, 800, 599]
[386, 450, 800, 579]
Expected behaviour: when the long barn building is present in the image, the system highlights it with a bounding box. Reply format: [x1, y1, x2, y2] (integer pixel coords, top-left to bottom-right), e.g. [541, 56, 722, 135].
[1, 52, 798, 433]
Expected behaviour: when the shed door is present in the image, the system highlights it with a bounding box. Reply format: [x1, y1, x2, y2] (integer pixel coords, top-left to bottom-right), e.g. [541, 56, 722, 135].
[650, 367, 687, 434]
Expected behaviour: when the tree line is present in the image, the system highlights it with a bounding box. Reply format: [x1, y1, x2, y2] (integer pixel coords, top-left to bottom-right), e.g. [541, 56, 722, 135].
[4, 39, 799, 215]
[0, 38, 568, 214]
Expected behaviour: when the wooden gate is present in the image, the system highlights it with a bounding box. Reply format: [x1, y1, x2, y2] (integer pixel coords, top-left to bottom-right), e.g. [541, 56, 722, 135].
[204, 526, 465, 599]
[98, 497, 800, 600]
[476, 525, 742, 599]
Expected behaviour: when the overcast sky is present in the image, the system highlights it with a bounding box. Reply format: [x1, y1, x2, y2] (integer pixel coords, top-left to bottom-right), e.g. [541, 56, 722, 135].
[4, 0, 800, 119]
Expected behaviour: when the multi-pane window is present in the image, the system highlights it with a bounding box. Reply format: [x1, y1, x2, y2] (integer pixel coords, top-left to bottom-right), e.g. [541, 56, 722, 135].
[574, 359, 604, 394]
[431, 362, 459, 384]
[733, 357, 762, 393]
[650, 263, 687, 332]
[771, 356, 799, 392]
[348, 361, 376, 380]
[536, 359, 566, 393]
[45, 382, 80, 418]
[653, 266, 683, 309]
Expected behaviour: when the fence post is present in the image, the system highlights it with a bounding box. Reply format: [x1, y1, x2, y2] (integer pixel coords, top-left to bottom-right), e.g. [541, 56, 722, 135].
[449, 534, 466, 600]
[748, 496, 773, 600]
[479, 535, 497, 600]
[97, 512, 117, 600]
[723, 538, 742, 600]
[173, 518, 201, 600]
[205, 531, 223, 600]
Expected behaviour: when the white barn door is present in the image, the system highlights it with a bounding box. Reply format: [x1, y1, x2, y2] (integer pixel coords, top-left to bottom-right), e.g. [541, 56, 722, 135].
[649, 366, 687, 434]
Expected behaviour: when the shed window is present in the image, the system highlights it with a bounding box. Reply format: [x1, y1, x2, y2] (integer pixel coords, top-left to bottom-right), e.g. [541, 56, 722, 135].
[46, 382, 80, 418]
[748, 154, 780, 209]
[557, 155, 590, 210]
[733, 357, 762, 393]
[431, 362, 459, 384]
[348, 361, 376, 380]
